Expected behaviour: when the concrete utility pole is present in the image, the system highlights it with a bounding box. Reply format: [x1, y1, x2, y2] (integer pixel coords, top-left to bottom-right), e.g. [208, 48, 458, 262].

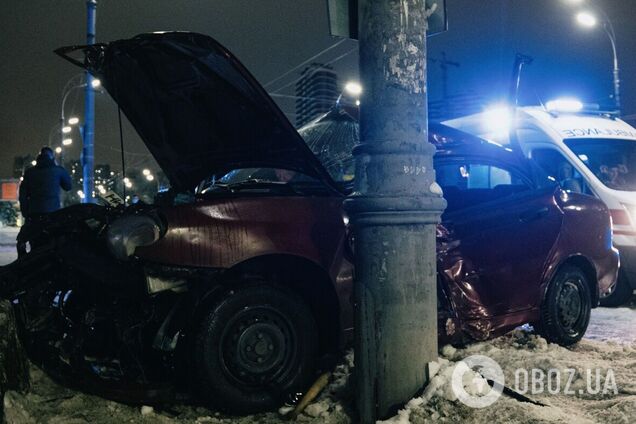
[82, 0, 97, 203]
[344, 1, 445, 422]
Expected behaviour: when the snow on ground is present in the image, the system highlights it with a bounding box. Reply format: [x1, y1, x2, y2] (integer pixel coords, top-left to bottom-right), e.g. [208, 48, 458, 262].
[0, 225, 18, 266]
[1, 226, 634, 423]
[587, 306, 636, 343]
[3, 330, 635, 424]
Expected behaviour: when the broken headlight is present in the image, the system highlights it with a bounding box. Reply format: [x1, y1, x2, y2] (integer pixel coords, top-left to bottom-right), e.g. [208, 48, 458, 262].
[106, 214, 164, 260]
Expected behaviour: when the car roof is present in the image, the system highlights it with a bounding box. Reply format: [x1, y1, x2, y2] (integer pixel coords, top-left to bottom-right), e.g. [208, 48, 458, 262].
[430, 122, 525, 163]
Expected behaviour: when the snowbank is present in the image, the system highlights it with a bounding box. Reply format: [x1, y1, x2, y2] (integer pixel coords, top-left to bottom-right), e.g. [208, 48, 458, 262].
[3, 330, 635, 423]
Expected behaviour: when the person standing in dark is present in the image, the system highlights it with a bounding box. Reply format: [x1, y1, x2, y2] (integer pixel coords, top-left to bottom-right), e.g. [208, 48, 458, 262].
[17, 147, 72, 255]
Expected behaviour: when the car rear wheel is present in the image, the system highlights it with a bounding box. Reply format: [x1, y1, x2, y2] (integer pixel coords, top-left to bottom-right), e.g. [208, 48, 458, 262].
[194, 284, 318, 414]
[537, 265, 591, 346]
[599, 270, 633, 307]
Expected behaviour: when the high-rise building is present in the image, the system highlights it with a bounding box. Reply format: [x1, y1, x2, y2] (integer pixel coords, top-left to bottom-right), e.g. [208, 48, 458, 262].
[295, 63, 339, 128]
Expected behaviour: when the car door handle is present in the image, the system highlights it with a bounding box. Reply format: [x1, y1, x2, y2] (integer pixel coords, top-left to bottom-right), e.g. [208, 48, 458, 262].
[519, 207, 549, 223]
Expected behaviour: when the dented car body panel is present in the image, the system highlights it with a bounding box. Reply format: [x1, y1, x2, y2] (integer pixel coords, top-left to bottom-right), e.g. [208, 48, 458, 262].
[138, 197, 348, 274]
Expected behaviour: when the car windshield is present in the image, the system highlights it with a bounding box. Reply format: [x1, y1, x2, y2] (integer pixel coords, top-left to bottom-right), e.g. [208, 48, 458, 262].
[564, 138, 636, 191]
[197, 167, 326, 196]
[298, 109, 357, 183]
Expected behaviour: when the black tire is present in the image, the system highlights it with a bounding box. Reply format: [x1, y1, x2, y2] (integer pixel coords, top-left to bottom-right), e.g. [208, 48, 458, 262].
[599, 270, 633, 307]
[537, 265, 591, 346]
[194, 284, 318, 414]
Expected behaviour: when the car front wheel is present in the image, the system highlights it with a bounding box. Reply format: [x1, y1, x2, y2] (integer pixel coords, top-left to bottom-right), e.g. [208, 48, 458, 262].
[194, 284, 318, 414]
[537, 265, 591, 346]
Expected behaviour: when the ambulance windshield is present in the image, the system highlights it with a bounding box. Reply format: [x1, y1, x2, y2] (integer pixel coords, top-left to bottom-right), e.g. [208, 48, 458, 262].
[564, 138, 636, 191]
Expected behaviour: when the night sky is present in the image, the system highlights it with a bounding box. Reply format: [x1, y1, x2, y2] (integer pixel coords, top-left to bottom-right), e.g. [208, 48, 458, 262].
[1, 0, 635, 179]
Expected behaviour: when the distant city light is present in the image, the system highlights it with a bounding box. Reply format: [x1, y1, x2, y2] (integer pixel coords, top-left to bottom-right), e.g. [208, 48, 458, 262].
[55, 147, 62, 154]
[123, 177, 130, 184]
[97, 185, 106, 194]
[146, 174, 155, 181]
[68, 117, 79, 125]
[482, 104, 512, 134]
[91, 79, 101, 88]
[77, 190, 85, 199]
[62, 138, 73, 146]
[576, 11, 597, 27]
[546, 98, 583, 113]
[142, 169, 151, 176]
[62, 126, 72, 134]
[355, 100, 361, 106]
[344, 81, 362, 96]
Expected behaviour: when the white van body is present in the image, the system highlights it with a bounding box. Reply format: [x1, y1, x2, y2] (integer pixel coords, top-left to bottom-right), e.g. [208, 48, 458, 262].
[446, 107, 636, 303]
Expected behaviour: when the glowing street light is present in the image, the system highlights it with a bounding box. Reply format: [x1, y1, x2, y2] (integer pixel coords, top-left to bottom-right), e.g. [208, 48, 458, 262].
[31, 160, 37, 166]
[142, 169, 151, 176]
[344, 81, 363, 96]
[146, 174, 155, 182]
[62, 138, 73, 146]
[567, 2, 621, 112]
[576, 11, 597, 27]
[68, 116, 79, 125]
[62, 126, 72, 134]
[55, 147, 63, 154]
[91, 78, 101, 88]
[336, 81, 363, 107]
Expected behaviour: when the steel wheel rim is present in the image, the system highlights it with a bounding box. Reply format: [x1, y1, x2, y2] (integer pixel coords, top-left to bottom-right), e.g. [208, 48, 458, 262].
[219, 304, 298, 387]
[557, 280, 583, 332]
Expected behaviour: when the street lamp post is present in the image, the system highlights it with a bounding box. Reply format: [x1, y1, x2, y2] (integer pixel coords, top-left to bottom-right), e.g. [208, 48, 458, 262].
[83, 0, 98, 203]
[346, 1, 444, 421]
[571, 5, 620, 113]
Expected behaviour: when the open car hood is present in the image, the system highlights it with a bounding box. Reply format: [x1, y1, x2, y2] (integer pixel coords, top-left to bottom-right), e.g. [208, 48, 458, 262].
[56, 32, 337, 191]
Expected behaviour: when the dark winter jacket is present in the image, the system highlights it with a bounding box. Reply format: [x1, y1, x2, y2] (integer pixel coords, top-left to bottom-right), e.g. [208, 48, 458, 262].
[19, 155, 72, 217]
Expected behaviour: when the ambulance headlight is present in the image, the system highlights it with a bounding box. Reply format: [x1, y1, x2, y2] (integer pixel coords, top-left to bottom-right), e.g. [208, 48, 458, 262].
[620, 203, 636, 227]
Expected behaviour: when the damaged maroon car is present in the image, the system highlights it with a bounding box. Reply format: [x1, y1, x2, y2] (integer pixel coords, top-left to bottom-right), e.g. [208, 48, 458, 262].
[0, 32, 618, 414]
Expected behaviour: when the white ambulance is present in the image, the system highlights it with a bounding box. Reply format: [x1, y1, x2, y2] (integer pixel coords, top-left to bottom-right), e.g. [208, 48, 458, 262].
[446, 99, 636, 306]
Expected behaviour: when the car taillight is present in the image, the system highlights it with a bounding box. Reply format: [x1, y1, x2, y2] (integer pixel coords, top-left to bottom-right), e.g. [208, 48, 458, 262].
[609, 208, 630, 227]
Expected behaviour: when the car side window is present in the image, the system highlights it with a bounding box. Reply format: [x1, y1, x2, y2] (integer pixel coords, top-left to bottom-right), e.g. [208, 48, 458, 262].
[531, 148, 590, 195]
[436, 161, 530, 213]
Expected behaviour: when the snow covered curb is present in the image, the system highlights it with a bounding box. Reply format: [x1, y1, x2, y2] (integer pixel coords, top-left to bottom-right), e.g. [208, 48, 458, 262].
[379, 331, 635, 424]
[3, 329, 634, 423]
